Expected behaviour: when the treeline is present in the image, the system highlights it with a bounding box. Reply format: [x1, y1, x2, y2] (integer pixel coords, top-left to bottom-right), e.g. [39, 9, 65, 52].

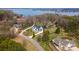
[0, 35, 26, 51]
[0, 10, 26, 51]
[0, 10, 17, 38]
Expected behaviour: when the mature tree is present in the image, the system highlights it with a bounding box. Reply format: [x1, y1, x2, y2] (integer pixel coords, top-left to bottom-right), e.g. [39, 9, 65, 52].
[64, 19, 79, 40]
[32, 32, 35, 38]
[0, 10, 17, 39]
[37, 35, 42, 42]
[55, 26, 60, 34]
[42, 29, 50, 44]
[0, 39, 26, 51]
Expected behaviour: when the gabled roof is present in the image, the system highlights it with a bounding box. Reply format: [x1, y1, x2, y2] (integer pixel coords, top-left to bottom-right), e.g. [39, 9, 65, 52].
[33, 25, 43, 29]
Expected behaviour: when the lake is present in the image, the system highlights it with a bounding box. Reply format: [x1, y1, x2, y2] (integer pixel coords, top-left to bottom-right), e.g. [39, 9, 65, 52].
[1, 8, 79, 16]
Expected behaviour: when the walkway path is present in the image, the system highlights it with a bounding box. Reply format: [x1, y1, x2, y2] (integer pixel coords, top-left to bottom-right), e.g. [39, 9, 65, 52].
[19, 25, 44, 51]
[19, 34, 44, 51]
[20, 24, 34, 35]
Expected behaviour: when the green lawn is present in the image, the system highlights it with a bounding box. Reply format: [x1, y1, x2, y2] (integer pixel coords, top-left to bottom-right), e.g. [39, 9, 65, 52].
[13, 36, 37, 51]
[39, 41, 52, 51]
[23, 29, 33, 36]
[23, 28, 39, 37]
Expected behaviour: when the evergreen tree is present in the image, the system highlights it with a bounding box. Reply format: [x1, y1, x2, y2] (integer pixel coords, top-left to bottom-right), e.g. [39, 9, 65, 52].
[42, 29, 50, 44]
[32, 32, 35, 38]
[55, 27, 60, 34]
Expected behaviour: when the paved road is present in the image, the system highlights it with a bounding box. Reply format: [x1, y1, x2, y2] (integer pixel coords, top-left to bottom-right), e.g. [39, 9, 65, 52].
[18, 24, 57, 51]
[19, 34, 44, 51]
[19, 25, 44, 51]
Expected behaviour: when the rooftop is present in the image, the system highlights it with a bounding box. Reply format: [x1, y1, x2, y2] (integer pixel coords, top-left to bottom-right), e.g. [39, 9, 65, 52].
[53, 37, 77, 50]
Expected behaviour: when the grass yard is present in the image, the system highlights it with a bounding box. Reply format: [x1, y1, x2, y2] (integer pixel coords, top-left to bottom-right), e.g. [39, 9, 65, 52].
[48, 26, 57, 33]
[23, 29, 37, 36]
[13, 36, 37, 51]
[23, 29, 34, 36]
[39, 41, 52, 51]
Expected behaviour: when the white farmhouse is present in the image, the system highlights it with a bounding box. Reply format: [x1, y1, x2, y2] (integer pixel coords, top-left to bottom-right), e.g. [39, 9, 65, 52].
[32, 25, 43, 32]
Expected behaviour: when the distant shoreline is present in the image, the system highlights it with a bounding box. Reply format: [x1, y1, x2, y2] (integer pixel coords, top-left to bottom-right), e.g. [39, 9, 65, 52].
[1, 8, 79, 16]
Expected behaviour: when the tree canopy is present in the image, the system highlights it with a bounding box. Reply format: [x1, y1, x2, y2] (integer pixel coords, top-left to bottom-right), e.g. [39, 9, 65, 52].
[0, 38, 26, 51]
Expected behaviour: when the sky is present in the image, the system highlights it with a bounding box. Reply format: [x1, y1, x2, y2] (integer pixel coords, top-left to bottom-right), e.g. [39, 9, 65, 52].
[5, 8, 49, 16]
[2, 8, 79, 16]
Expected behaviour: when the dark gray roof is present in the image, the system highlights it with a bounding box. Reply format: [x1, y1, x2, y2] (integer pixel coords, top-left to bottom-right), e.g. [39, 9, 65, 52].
[53, 37, 76, 47]
[34, 25, 42, 27]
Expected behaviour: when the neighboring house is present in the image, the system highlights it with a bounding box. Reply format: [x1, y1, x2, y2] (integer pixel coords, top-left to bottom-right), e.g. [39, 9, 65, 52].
[32, 25, 43, 32]
[12, 23, 22, 34]
[52, 37, 76, 51]
[14, 23, 22, 28]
